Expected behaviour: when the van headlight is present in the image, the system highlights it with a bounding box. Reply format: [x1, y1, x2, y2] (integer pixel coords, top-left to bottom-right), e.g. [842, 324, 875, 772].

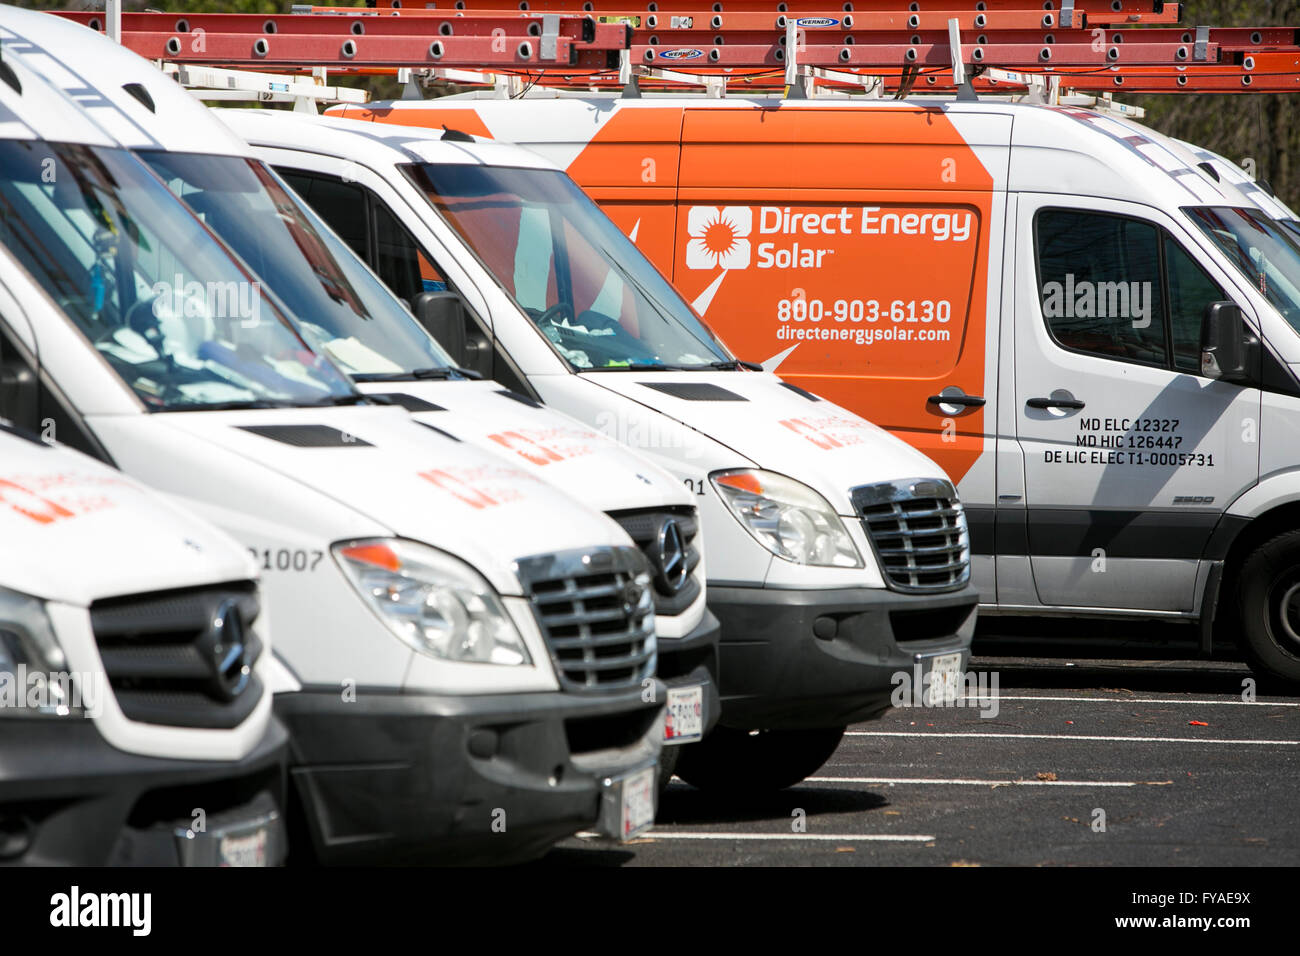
[0, 587, 81, 717]
[334, 540, 532, 665]
[711, 470, 863, 568]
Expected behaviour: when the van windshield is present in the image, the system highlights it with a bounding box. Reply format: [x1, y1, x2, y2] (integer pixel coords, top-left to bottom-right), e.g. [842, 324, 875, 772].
[0, 141, 356, 410]
[405, 163, 734, 371]
[1186, 206, 1300, 332]
[140, 151, 458, 382]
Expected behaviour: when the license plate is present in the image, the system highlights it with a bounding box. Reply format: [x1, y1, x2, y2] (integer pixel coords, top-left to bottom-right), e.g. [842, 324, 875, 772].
[926, 652, 964, 706]
[619, 767, 656, 840]
[594, 766, 656, 842]
[664, 684, 705, 744]
[175, 811, 284, 867]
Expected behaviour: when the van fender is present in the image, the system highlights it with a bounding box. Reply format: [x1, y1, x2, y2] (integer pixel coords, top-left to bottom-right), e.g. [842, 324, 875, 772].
[1194, 470, 1300, 653]
[1225, 469, 1300, 520]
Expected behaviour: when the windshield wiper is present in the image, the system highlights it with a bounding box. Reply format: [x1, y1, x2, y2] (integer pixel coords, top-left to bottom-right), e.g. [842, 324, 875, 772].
[682, 360, 764, 371]
[597, 360, 760, 372]
[167, 399, 313, 412]
[313, 393, 374, 406]
[352, 366, 477, 382]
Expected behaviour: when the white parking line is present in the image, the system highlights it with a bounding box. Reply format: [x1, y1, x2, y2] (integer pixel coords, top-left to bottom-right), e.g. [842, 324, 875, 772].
[642, 832, 936, 842]
[808, 777, 1151, 787]
[846, 731, 1299, 745]
[967, 695, 1300, 707]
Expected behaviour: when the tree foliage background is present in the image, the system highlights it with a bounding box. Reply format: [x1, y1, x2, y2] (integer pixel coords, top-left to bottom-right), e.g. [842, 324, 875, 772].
[17, 0, 1300, 207]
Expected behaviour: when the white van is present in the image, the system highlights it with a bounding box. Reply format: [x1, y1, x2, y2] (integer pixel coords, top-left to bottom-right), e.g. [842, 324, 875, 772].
[0, 424, 287, 865]
[226, 108, 977, 791]
[0, 11, 662, 863]
[16, 10, 719, 774]
[359, 92, 1300, 687]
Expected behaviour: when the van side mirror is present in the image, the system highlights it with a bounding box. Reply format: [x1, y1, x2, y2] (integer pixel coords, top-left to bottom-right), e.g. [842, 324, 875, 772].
[0, 357, 38, 432]
[1200, 301, 1247, 382]
[413, 291, 492, 379]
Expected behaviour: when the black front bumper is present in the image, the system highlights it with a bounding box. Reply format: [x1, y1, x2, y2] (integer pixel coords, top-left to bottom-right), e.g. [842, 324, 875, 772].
[276, 684, 662, 866]
[709, 583, 978, 729]
[0, 717, 288, 866]
[656, 608, 722, 744]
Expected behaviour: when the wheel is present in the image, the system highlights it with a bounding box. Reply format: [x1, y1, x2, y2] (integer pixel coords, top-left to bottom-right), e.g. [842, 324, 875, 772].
[656, 742, 682, 794]
[673, 726, 846, 793]
[1235, 530, 1300, 689]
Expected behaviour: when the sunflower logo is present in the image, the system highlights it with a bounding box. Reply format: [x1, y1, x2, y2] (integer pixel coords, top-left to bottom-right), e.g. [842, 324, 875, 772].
[686, 206, 752, 270]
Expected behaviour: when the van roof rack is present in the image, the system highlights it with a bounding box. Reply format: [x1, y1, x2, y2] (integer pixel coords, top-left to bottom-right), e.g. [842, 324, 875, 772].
[53, 3, 1300, 106]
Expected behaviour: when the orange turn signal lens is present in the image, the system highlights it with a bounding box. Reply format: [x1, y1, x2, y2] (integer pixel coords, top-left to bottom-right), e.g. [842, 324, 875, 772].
[339, 542, 402, 572]
[714, 472, 765, 496]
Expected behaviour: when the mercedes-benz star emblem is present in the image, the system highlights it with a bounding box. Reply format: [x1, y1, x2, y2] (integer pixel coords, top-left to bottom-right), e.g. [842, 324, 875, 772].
[204, 598, 253, 702]
[656, 519, 689, 593]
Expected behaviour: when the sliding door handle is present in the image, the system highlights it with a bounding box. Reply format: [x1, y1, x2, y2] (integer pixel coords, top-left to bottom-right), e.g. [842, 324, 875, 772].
[928, 393, 985, 408]
[1027, 396, 1086, 410]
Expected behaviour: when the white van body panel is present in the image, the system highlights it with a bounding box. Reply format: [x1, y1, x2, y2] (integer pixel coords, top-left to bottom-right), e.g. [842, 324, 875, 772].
[0, 430, 274, 761]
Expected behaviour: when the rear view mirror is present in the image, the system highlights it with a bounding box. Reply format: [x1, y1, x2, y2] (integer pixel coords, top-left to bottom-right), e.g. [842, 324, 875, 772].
[413, 291, 492, 379]
[1200, 301, 1247, 382]
[415, 291, 468, 357]
[0, 356, 37, 433]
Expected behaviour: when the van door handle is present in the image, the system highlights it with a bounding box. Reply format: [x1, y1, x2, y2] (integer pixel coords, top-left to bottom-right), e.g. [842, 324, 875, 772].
[927, 390, 985, 408]
[1027, 396, 1086, 410]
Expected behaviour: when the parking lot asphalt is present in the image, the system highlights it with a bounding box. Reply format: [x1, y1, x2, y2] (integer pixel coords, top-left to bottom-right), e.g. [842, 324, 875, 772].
[540, 645, 1300, 867]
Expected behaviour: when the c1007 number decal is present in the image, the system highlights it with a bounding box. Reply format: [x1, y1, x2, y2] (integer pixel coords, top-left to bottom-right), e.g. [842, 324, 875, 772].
[249, 548, 325, 572]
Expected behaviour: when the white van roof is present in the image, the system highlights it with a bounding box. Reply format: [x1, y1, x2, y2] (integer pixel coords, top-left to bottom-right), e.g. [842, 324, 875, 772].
[0, 8, 113, 146]
[222, 108, 561, 173]
[0, 4, 248, 157]
[357, 93, 1262, 212]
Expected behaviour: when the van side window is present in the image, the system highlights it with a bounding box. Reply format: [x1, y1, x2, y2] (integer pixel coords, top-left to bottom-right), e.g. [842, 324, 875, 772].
[373, 202, 446, 304]
[1165, 235, 1227, 373]
[276, 168, 448, 307]
[1035, 210, 1167, 368]
[278, 170, 370, 263]
[0, 321, 106, 460]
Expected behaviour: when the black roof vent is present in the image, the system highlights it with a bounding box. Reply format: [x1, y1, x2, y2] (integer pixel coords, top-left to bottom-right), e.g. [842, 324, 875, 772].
[0, 46, 20, 96]
[122, 82, 156, 113]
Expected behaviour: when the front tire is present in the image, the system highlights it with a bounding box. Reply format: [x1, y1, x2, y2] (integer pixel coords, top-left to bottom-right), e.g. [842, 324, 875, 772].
[673, 726, 846, 793]
[1235, 530, 1300, 689]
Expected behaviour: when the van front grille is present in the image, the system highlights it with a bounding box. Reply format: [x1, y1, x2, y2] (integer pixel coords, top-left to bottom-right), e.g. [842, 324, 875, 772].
[515, 547, 656, 692]
[607, 506, 702, 616]
[852, 479, 970, 593]
[89, 583, 263, 729]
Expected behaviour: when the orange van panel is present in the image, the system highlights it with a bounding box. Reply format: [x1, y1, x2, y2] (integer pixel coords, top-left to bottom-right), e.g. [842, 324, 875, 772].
[668, 107, 996, 482]
[341, 104, 496, 141]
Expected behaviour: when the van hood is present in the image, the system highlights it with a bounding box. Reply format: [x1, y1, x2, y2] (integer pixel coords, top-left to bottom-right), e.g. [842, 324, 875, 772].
[0, 430, 255, 606]
[136, 405, 632, 594]
[581, 370, 949, 512]
[357, 380, 691, 514]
